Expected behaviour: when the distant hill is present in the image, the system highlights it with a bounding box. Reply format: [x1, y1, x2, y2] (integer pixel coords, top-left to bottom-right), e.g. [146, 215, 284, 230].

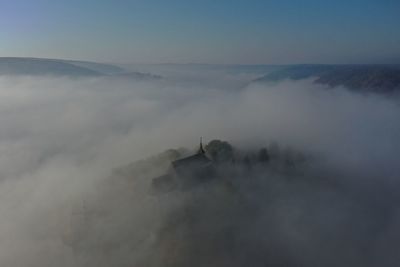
[254, 65, 400, 94]
[111, 71, 163, 81]
[0, 58, 162, 80]
[0, 57, 106, 76]
[62, 60, 125, 75]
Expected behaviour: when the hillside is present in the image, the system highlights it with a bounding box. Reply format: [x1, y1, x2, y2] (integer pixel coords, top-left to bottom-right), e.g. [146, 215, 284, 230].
[254, 65, 400, 94]
[0, 57, 105, 76]
[0, 58, 162, 80]
[63, 59, 125, 75]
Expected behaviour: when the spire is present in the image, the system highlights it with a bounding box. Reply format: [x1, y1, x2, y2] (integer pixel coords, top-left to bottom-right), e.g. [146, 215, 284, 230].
[198, 137, 205, 154]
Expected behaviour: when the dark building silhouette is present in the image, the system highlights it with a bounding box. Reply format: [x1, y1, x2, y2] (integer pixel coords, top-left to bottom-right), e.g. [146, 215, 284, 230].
[152, 139, 216, 193]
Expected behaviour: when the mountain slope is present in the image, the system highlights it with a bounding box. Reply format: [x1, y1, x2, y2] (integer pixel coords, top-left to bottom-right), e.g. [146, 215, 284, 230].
[254, 65, 400, 94]
[64, 60, 125, 75]
[0, 58, 165, 81]
[0, 57, 105, 76]
[111, 72, 163, 80]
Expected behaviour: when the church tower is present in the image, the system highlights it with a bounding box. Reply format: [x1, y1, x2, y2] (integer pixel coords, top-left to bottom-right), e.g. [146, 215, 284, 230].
[198, 137, 205, 154]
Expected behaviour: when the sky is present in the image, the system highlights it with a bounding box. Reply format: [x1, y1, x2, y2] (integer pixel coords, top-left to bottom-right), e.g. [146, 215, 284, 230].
[0, 0, 400, 64]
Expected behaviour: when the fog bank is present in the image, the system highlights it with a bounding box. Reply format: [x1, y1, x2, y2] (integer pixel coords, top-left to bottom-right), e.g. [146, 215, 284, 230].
[0, 73, 399, 266]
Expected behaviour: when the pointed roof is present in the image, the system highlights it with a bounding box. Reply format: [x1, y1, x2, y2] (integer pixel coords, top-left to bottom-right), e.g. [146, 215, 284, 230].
[171, 138, 211, 176]
[198, 137, 205, 154]
[171, 152, 213, 181]
[172, 153, 210, 170]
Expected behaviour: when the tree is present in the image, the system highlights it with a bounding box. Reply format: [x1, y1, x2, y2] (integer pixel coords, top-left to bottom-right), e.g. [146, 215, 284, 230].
[205, 140, 234, 162]
[258, 148, 270, 163]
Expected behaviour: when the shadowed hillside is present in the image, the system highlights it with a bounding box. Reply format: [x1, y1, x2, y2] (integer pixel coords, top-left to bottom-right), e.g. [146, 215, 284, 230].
[0, 57, 105, 76]
[0, 58, 162, 80]
[255, 65, 400, 94]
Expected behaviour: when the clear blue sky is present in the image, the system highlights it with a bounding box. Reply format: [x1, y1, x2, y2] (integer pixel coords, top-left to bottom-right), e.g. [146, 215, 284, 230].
[1, 0, 399, 64]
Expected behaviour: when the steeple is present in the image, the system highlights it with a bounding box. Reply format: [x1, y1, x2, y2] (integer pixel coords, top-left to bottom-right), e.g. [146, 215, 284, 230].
[198, 137, 205, 154]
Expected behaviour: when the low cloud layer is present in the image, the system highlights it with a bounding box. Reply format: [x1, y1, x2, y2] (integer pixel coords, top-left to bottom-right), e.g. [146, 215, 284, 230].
[0, 72, 399, 266]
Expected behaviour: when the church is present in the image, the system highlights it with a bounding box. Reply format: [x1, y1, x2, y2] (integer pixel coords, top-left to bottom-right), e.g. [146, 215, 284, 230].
[152, 139, 216, 193]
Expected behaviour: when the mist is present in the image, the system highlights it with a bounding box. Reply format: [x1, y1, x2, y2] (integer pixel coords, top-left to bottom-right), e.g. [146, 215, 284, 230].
[0, 71, 399, 267]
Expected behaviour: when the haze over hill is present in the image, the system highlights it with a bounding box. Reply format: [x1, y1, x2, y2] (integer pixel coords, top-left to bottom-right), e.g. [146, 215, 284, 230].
[0, 65, 399, 266]
[0, 58, 162, 80]
[1, 0, 399, 266]
[124, 63, 400, 96]
[0, 57, 105, 76]
[4, 57, 400, 95]
[254, 64, 400, 94]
